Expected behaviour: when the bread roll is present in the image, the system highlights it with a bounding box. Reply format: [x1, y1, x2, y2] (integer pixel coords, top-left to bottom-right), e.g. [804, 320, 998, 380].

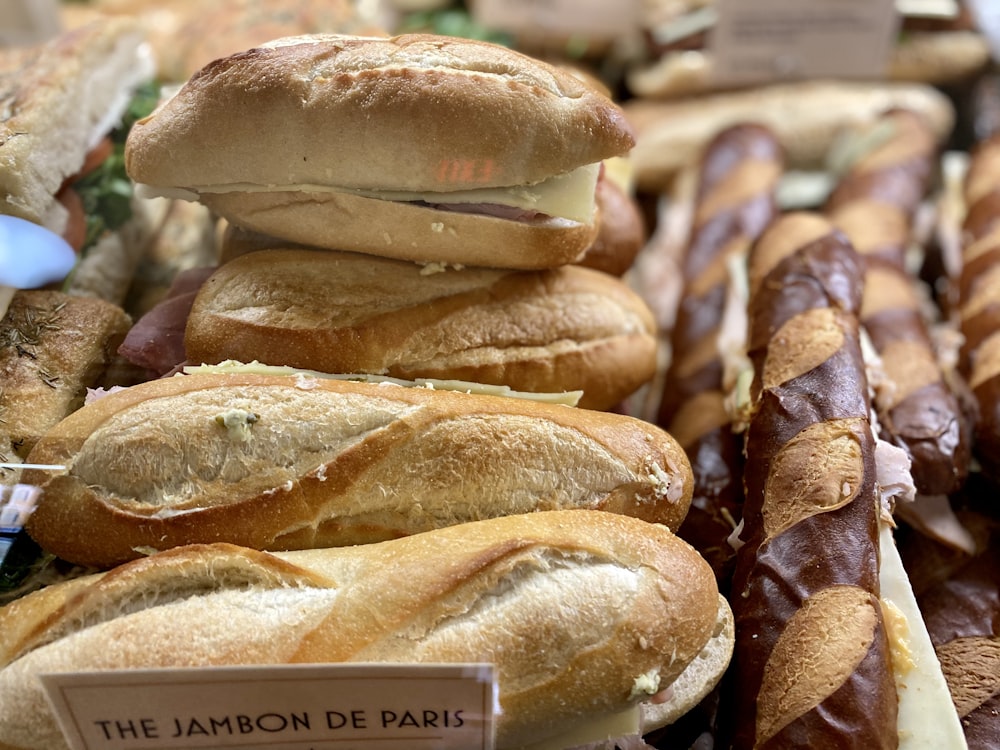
[23, 372, 693, 568]
[125, 33, 634, 268]
[184, 248, 657, 411]
[0, 510, 733, 750]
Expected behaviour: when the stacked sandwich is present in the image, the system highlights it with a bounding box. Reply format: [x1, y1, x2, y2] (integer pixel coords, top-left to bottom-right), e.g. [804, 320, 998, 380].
[0, 32, 732, 750]
[116, 33, 655, 410]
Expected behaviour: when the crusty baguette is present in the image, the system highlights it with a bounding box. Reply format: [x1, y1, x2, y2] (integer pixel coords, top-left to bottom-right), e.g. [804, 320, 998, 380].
[0, 510, 732, 750]
[624, 80, 954, 193]
[23, 372, 693, 568]
[728, 213, 897, 747]
[655, 122, 784, 585]
[126, 33, 632, 193]
[185, 248, 658, 411]
[124, 32, 633, 269]
[0, 290, 132, 479]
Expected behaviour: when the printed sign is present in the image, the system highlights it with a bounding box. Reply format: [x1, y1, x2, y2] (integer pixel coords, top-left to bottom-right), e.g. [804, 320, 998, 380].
[42, 663, 496, 750]
[709, 0, 900, 85]
[470, 0, 643, 40]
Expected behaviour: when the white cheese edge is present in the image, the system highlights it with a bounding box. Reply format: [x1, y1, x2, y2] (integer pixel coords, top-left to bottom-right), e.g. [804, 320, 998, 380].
[181, 360, 583, 406]
[134, 162, 600, 224]
[879, 522, 968, 750]
[516, 706, 641, 750]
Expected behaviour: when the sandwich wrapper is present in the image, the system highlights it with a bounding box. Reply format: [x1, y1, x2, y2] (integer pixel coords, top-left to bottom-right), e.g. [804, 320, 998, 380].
[0, 215, 76, 316]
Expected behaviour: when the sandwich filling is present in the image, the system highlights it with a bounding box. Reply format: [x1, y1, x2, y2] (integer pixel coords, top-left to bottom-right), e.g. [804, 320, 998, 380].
[134, 162, 602, 225]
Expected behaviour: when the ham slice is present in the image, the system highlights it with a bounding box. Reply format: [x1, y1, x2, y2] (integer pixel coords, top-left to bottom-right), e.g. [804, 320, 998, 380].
[118, 266, 215, 375]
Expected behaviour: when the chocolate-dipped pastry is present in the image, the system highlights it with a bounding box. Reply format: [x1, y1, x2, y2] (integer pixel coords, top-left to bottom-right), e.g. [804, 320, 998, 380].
[827, 108, 970, 496]
[655, 122, 784, 585]
[727, 213, 897, 749]
[957, 134, 1000, 485]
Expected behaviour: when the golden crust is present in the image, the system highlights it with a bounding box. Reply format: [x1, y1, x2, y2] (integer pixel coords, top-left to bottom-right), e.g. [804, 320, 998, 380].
[125, 33, 635, 193]
[23, 373, 693, 568]
[186, 248, 656, 409]
[0, 291, 132, 472]
[0, 512, 726, 749]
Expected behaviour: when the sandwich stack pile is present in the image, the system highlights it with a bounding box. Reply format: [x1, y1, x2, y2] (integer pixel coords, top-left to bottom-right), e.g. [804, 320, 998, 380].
[0, 24, 736, 750]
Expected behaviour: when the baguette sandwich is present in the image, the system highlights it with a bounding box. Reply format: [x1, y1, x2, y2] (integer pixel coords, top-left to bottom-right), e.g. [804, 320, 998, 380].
[0, 17, 161, 306]
[0, 510, 734, 750]
[657, 121, 784, 587]
[155, 247, 658, 411]
[23, 370, 693, 568]
[124, 33, 635, 270]
[729, 213, 967, 748]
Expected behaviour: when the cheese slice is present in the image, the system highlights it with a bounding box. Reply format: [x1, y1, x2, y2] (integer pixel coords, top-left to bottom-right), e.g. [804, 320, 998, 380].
[182, 360, 584, 406]
[135, 162, 601, 223]
[879, 522, 969, 750]
[517, 706, 641, 750]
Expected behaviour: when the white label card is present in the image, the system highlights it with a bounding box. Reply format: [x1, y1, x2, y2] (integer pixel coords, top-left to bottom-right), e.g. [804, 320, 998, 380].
[709, 0, 900, 85]
[41, 663, 496, 750]
[0, 0, 60, 46]
[470, 0, 642, 39]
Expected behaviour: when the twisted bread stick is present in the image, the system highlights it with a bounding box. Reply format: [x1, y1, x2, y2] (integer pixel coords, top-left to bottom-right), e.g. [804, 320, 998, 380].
[958, 133, 1000, 485]
[827, 108, 970, 496]
[655, 122, 783, 583]
[728, 213, 897, 748]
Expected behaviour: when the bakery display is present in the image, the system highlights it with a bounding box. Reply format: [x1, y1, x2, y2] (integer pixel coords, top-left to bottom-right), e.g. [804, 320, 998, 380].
[2, 1, 999, 747]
